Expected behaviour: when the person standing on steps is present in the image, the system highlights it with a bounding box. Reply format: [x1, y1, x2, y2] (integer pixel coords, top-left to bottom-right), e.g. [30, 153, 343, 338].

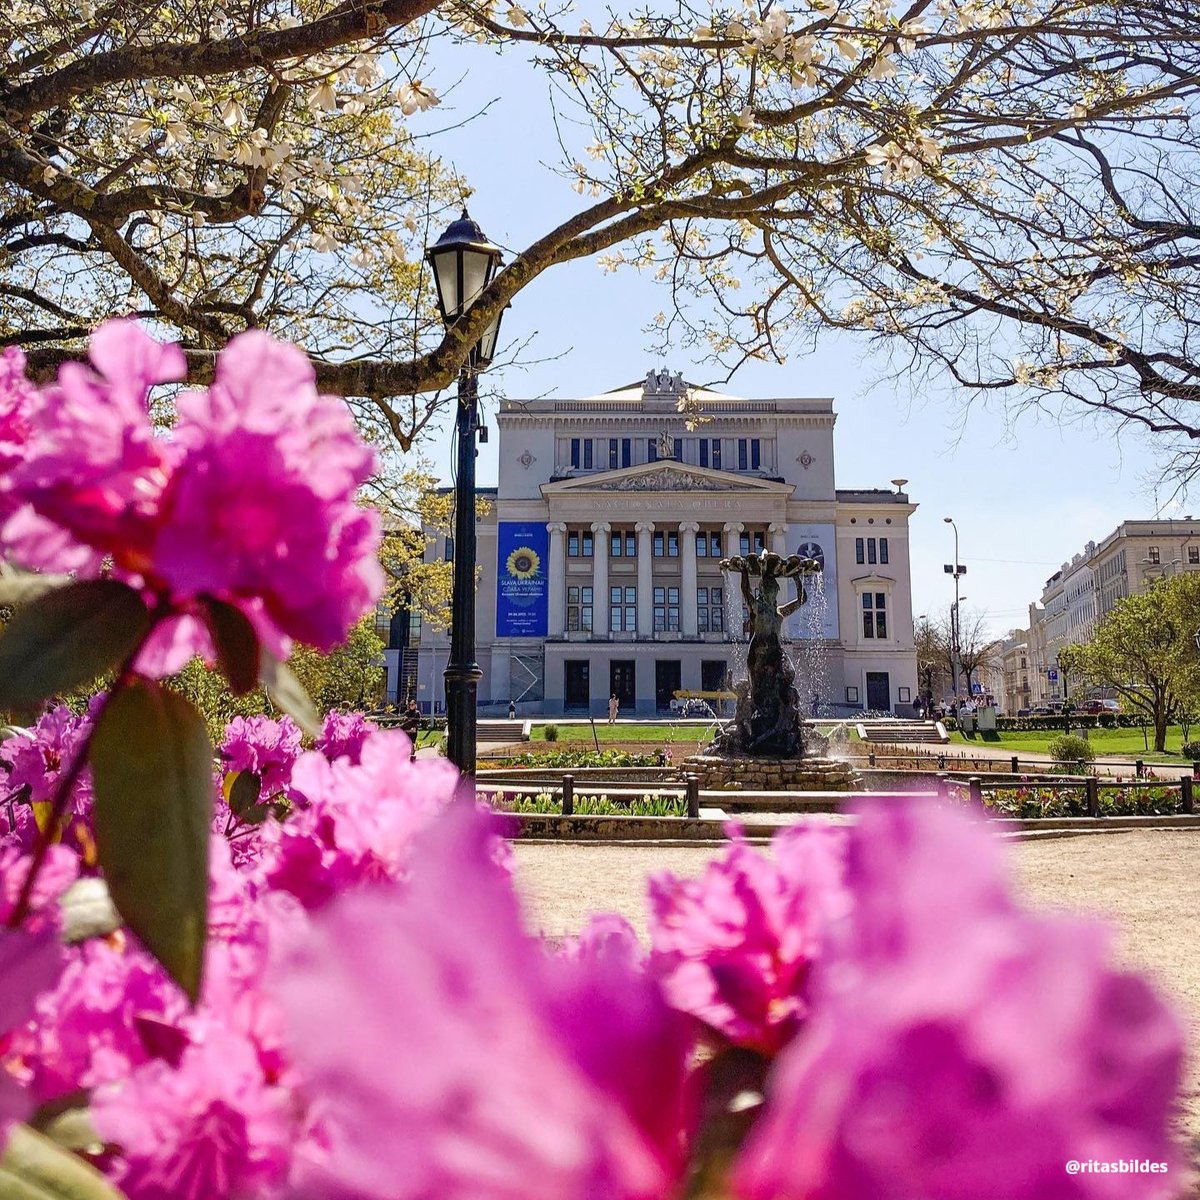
[508, 699, 516, 720]
[608, 693, 619, 724]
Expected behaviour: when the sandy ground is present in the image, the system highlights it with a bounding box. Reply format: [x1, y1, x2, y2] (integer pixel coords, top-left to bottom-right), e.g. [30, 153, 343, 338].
[513, 828, 1200, 1143]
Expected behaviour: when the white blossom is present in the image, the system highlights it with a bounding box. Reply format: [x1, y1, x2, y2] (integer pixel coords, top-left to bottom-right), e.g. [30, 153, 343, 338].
[309, 80, 338, 113]
[507, 5, 529, 26]
[395, 80, 440, 115]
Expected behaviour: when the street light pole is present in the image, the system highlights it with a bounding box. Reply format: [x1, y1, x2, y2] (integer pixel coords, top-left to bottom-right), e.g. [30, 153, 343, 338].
[944, 517, 965, 700]
[445, 367, 481, 774]
[426, 209, 507, 777]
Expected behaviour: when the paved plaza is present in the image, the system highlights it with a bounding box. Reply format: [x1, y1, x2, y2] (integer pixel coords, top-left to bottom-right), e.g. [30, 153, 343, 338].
[514, 829, 1200, 1140]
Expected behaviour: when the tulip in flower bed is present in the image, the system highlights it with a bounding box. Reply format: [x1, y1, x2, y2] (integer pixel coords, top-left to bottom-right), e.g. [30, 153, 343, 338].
[0, 327, 1189, 1199]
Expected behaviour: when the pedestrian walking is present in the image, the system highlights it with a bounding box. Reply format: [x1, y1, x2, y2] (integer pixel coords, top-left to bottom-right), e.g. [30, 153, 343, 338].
[608, 693, 619, 724]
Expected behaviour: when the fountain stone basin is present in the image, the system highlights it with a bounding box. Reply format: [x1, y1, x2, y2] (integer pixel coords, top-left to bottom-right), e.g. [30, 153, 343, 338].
[679, 753, 861, 792]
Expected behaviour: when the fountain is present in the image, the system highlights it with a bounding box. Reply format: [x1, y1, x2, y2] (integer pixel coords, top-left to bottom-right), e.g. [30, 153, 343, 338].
[682, 550, 859, 792]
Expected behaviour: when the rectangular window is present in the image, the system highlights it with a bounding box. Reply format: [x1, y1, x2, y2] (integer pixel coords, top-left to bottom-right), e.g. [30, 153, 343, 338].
[570, 438, 580, 469]
[625, 531, 636, 556]
[583, 440, 593, 469]
[567, 532, 580, 557]
[648, 439, 658, 463]
[738, 439, 748, 471]
[1149, 546, 1160, 564]
[581, 531, 593, 557]
[740, 533, 749, 556]
[1190, 547, 1199, 565]
[567, 585, 589, 632]
[750, 439, 761, 470]
[697, 587, 708, 606]
[696, 535, 707, 558]
[709, 532, 722, 556]
[609, 438, 619, 469]
[674, 438, 683, 461]
[712, 440, 721, 470]
[855, 538, 865, 565]
[699, 440, 709, 468]
[862, 592, 887, 639]
[445, 536, 454, 562]
[880, 538, 889, 564]
[667, 531, 679, 557]
[698, 608, 709, 632]
[867, 539, 876, 565]
[621, 438, 632, 468]
[610, 531, 622, 557]
[654, 532, 665, 557]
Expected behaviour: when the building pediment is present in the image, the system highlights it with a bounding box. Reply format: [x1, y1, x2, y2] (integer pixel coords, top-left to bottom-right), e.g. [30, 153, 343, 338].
[542, 461, 791, 497]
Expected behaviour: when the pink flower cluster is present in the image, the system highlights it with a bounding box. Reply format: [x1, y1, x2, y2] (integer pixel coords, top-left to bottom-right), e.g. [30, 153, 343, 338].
[647, 822, 848, 1054]
[0, 697, 1186, 1200]
[221, 715, 304, 800]
[0, 703, 98, 853]
[1, 322, 383, 664]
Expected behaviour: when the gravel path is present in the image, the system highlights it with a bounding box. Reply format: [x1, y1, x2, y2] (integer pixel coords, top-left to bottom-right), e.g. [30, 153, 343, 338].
[513, 828, 1200, 1137]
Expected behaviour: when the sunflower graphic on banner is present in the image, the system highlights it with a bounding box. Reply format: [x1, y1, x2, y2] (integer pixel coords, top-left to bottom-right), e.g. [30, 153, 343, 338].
[496, 522, 550, 637]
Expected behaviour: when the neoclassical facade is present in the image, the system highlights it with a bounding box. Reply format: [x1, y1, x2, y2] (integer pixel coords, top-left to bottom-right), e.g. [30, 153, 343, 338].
[405, 370, 919, 717]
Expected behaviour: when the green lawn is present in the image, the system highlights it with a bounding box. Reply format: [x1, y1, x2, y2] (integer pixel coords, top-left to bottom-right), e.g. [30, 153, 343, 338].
[950, 726, 1192, 761]
[530, 722, 714, 744]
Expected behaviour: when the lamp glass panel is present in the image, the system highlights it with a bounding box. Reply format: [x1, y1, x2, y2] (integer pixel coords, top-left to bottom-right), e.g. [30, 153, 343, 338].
[460, 247, 493, 312]
[429, 246, 460, 319]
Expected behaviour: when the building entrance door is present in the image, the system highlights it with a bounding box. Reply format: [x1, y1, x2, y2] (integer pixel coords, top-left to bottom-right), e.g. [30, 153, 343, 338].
[866, 671, 890, 712]
[610, 660, 636, 712]
[564, 661, 590, 711]
[701, 660, 728, 693]
[655, 660, 682, 711]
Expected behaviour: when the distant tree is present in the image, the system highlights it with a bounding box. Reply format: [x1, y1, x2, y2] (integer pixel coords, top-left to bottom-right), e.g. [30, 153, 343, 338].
[922, 607, 1001, 700]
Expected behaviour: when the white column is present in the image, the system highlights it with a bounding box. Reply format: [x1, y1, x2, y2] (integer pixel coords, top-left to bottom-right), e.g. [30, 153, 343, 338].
[636, 520, 654, 637]
[547, 522, 567, 636]
[770, 522, 789, 556]
[680, 521, 699, 637]
[723, 521, 744, 637]
[591, 521, 610, 637]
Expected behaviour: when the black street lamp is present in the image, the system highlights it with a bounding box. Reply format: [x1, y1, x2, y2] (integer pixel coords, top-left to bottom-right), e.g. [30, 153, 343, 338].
[943, 517, 967, 699]
[426, 209, 506, 775]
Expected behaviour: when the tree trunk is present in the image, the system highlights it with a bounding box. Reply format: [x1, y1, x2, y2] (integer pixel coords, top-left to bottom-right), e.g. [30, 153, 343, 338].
[1154, 698, 1169, 753]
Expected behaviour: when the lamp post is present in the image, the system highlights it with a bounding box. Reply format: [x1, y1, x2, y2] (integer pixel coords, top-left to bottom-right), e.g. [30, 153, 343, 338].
[426, 209, 506, 775]
[943, 517, 966, 700]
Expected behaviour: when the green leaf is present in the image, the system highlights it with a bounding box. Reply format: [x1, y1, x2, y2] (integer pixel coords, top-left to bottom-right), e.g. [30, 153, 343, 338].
[0, 1124, 125, 1200]
[200, 598, 260, 696]
[227, 770, 262, 818]
[0, 581, 152, 711]
[90, 680, 211, 1002]
[260, 650, 320, 736]
[0, 570, 72, 610]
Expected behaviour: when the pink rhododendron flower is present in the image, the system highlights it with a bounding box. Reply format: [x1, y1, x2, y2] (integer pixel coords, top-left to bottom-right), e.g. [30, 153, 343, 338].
[647, 822, 848, 1054]
[0, 346, 37, 521]
[274, 803, 694, 1200]
[0, 928, 65, 1143]
[221, 715, 303, 800]
[733, 802, 1184, 1200]
[0, 704, 97, 853]
[4, 321, 183, 574]
[3, 322, 382, 662]
[315, 710, 376, 765]
[260, 730, 463, 909]
[153, 331, 382, 652]
[93, 1023, 297, 1200]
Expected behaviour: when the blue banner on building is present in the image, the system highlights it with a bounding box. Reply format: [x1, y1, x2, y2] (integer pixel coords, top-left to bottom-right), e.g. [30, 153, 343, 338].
[495, 521, 549, 637]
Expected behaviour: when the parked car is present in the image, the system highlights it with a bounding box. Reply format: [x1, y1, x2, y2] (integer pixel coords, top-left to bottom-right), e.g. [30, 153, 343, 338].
[1017, 707, 1033, 717]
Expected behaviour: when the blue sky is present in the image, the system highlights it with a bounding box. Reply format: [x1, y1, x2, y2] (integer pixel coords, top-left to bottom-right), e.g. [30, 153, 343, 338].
[415, 36, 1177, 639]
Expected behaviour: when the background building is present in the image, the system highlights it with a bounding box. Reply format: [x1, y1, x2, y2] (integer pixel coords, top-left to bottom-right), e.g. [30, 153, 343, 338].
[1019, 518, 1200, 704]
[403, 370, 919, 717]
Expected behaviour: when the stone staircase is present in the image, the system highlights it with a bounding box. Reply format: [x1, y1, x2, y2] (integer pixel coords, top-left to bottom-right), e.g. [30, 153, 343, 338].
[855, 720, 947, 745]
[478, 719, 532, 745]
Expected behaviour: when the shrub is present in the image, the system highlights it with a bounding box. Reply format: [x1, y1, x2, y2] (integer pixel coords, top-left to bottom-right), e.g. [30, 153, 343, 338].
[543, 723, 559, 742]
[1181, 740, 1200, 760]
[1046, 734, 1096, 772]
